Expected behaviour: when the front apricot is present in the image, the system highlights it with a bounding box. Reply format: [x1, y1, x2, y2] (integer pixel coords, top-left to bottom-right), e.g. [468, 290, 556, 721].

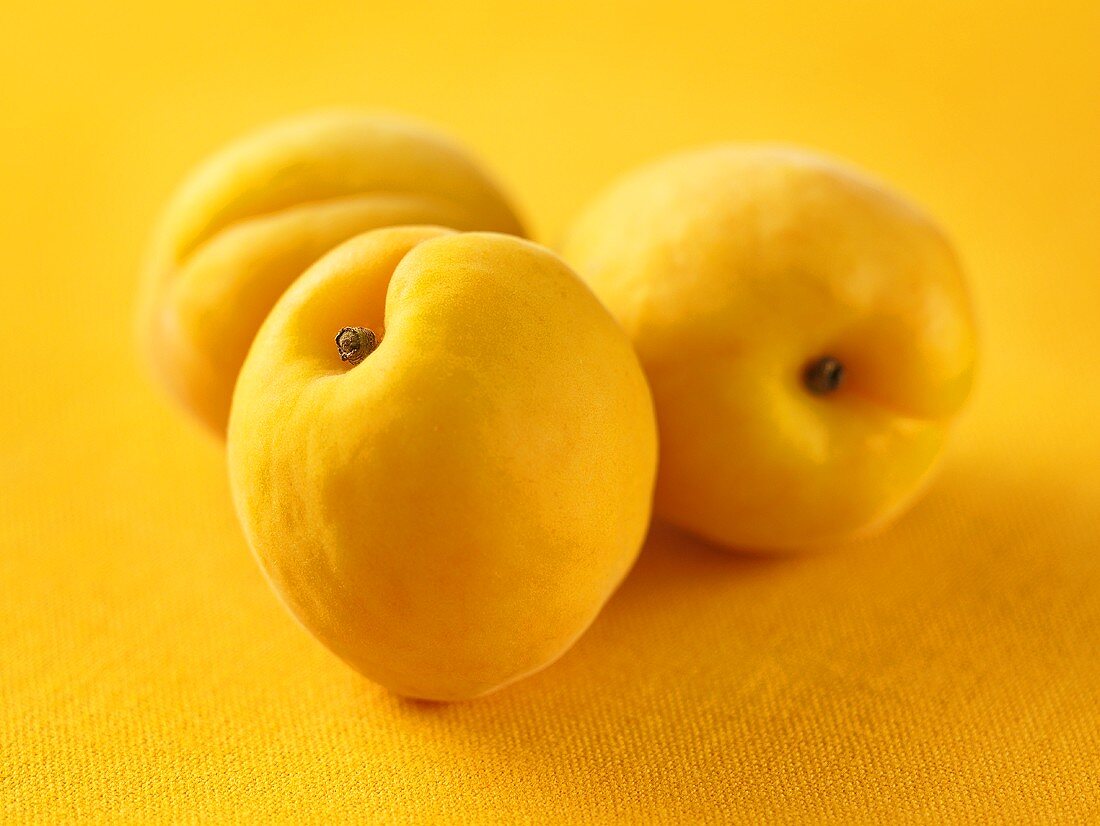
[227, 227, 657, 700]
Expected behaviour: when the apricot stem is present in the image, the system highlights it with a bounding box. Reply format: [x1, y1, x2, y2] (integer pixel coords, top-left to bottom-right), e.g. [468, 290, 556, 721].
[335, 327, 378, 366]
[804, 356, 845, 395]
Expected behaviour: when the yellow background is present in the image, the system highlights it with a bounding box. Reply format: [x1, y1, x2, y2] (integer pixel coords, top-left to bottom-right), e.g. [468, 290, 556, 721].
[3, 0, 1099, 820]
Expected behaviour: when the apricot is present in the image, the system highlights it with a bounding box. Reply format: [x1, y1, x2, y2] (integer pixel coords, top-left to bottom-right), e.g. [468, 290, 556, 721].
[138, 111, 524, 435]
[227, 226, 657, 700]
[561, 146, 977, 552]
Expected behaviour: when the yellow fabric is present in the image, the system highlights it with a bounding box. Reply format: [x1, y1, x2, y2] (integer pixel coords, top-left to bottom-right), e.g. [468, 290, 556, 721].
[2, 0, 1098, 820]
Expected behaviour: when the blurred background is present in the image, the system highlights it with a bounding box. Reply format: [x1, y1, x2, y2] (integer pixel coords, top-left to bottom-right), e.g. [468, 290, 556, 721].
[2, 1, 1098, 820]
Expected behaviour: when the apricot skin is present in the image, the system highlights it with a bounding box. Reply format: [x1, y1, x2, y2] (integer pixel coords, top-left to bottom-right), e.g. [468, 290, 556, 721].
[227, 227, 657, 701]
[561, 146, 978, 553]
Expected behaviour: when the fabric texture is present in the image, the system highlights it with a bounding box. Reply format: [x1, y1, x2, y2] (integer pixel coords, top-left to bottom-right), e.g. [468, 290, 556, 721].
[2, 1, 1098, 821]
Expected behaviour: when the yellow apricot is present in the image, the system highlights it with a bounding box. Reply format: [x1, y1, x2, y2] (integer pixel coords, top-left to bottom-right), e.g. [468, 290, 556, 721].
[138, 111, 525, 436]
[227, 226, 657, 700]
[561, 146, 977, 552]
